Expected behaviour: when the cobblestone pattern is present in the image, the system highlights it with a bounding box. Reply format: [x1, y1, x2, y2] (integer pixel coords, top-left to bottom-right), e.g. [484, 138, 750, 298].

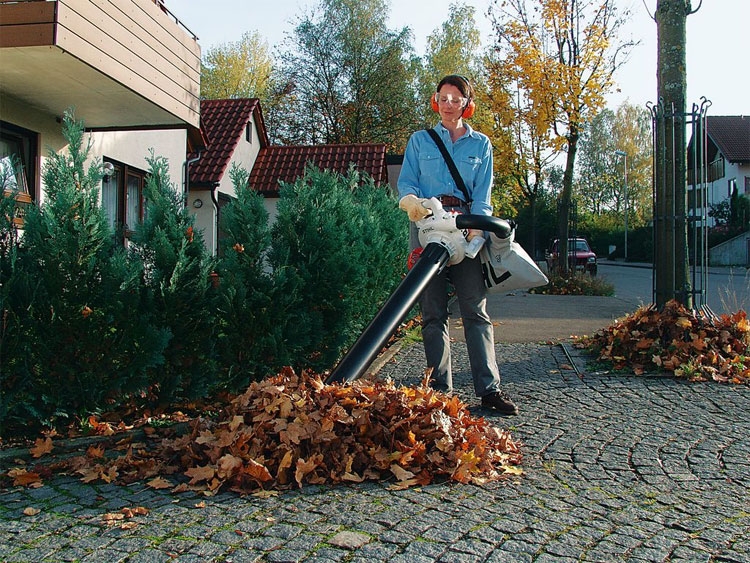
[2, 342, 748, 562]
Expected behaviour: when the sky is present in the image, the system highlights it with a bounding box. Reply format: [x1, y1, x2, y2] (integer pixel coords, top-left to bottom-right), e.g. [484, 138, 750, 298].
[166, 0, 749, 116]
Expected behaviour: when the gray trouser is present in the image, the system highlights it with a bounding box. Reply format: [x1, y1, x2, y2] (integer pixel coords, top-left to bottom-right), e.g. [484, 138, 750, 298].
[410, 222, 502, 397]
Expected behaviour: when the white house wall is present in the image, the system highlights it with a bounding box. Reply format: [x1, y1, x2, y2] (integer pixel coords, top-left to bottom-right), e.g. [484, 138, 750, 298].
[1, 95, 69, 203]
[217, 119, 261, 199]
[87, 129, 187, 190]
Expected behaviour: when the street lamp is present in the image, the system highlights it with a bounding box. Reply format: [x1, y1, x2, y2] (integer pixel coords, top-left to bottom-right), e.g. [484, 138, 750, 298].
[614, 150, 628, 261]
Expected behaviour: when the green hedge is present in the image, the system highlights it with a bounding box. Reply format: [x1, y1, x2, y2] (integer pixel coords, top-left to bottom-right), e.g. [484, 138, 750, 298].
[0, 113, 408, 436]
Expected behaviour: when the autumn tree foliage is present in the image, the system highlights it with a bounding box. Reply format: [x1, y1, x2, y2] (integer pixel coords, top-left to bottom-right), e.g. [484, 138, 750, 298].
[488, 0, 635, 272]
[576, 102, 653, 229]
[200, 31, 275, 102]
[419, 3, 492, 131]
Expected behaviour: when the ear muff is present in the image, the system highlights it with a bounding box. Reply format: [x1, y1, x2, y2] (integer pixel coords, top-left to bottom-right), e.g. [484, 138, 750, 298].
[431, 93, 476, 119]
[461, 99, 475, 119]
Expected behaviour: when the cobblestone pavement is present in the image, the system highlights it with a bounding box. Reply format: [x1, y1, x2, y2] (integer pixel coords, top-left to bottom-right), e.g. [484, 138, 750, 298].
[2, 341, 749, 562]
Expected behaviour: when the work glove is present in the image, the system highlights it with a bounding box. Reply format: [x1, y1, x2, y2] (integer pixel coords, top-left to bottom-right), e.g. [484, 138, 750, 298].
[398, 194, 431, 222]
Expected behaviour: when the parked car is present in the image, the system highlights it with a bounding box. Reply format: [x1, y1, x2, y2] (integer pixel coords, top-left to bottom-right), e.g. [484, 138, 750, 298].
[545, 238, 597, 275]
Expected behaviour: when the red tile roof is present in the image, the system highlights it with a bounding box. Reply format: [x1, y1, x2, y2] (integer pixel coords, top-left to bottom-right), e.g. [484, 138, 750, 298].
[188, 98, 268, 187]
[249, 143, 389, 196]
[707, 116, 750, 163]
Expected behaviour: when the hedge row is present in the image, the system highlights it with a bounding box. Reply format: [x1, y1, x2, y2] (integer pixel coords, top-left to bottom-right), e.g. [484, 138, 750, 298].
[0, 112, 408, 435]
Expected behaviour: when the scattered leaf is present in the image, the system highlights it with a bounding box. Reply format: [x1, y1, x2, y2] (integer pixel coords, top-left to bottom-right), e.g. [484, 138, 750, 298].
[30, 438, 53, 458]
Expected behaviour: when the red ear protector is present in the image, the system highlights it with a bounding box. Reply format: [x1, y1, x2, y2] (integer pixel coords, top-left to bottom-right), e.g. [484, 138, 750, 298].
[430, 75, 476, 118]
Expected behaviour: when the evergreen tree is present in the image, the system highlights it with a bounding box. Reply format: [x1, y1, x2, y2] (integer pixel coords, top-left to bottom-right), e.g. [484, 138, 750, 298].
[128, 153, 217, 402]
[214, 165, 310, 389]
[0, 111, 167, 429]
[270, 165, 407, 371]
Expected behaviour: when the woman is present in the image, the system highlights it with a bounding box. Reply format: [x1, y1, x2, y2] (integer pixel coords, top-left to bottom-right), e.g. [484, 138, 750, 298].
[397, 74, 517, 415]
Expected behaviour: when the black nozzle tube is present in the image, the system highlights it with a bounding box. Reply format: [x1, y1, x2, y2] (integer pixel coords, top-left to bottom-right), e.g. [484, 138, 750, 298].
[456, 214, 512, 238]
[325, 242, 450, 384]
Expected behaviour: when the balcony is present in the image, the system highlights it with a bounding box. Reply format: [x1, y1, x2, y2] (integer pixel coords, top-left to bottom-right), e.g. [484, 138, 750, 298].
[0, 0, 201, 130]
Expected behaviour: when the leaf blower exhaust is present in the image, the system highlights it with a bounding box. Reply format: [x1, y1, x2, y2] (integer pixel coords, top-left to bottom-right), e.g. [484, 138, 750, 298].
[325, 198, 511, 384]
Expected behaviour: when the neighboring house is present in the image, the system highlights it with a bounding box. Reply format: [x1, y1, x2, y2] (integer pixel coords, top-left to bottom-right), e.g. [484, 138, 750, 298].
[688, 115, 750, 225]
[688, 115, 750, 266]
[186, 98, 268, 255]
[188, 97, 391, 254]
[0, 0, 202, 237]
[249, 143, 390, 223]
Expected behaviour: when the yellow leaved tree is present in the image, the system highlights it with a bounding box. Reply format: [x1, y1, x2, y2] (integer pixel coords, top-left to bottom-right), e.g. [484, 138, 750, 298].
[487, 0, 635, 271]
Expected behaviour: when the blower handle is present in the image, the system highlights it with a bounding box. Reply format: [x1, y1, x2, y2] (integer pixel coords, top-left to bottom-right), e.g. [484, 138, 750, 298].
[455, 214, 513, 239]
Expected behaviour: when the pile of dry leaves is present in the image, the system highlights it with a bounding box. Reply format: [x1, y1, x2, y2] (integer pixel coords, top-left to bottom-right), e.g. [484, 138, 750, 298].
[7, 369, 523, 494]
[580, 299, 750, 383]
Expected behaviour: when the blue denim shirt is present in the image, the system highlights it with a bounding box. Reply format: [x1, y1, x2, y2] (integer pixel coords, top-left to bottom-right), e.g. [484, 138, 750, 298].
[397, 122, 494, 216]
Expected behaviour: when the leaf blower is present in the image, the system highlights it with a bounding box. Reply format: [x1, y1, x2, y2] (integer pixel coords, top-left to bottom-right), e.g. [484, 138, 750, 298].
[325, 198, 512, 384]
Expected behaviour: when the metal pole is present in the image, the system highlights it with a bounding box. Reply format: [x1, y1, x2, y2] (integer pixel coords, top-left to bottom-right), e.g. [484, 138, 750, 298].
[615, 150, 628, 261]
[624, 154, 628, 261]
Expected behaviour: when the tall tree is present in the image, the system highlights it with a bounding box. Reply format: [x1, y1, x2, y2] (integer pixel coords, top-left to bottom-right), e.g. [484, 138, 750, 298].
[486, 58, 562, 257]
[651, 0, 701, 308]
[420, 3, 489, 129]
[275, 0, 420, 151]
[488, 0, 635, 273]
[576, 102, 652, 227]
[200, 31, 276, 103]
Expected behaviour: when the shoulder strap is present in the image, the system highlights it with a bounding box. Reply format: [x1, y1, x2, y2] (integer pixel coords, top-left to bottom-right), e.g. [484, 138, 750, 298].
[425, 128, 472, 204]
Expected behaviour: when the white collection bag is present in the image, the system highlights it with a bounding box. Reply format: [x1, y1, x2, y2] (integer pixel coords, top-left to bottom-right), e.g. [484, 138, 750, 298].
[480, 229, 548, 293]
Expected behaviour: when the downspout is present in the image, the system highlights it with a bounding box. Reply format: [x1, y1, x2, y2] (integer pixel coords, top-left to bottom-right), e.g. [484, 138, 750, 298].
[211, 184, 220, 255]
[183, 151, 202, 207]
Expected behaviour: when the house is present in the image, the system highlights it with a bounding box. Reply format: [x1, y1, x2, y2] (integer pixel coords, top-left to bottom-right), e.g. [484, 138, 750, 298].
[688, 115, 750, 222]
[189, 97, 391, 255]
[688, 115, 750, 265]
[1, 1, 395, 254]
[186, 98, 268, 254]
[0, 0, 202, 235]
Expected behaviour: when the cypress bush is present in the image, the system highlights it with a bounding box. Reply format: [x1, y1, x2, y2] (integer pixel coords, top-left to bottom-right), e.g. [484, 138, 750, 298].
[269, 164, 408, 372]
[0, 115, 409, 435]
[0, 112, 168, 432]
[128, 153, 218, 402]
[214, 165, 310, 389]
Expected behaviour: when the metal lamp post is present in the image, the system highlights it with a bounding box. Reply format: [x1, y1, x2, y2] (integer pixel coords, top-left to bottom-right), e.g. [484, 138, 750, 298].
[615, 150, 628, 261]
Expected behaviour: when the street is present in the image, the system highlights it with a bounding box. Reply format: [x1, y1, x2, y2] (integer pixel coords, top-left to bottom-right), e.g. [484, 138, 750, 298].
[598, 263, 750, 316]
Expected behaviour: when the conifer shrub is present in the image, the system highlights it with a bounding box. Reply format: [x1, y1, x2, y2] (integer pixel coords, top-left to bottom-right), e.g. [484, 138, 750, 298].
[0, 112, 168, 431]
[269, 165, 408, 372]
[128, 153, 218, 402]
[214, 165, 311, 389]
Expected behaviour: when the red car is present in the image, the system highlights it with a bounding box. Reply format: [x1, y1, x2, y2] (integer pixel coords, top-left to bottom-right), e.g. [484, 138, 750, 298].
[546, 238, 598, 275]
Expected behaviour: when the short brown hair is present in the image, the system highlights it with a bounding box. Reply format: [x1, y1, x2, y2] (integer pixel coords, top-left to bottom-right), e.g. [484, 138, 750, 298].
[436, 75, 473, 99]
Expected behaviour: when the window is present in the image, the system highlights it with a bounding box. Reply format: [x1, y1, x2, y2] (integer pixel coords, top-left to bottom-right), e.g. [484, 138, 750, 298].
[246, 122, 253, 144]
[0, 121, 38, 198]
[102, 159, 147, 241]
[744, 176, 750, 195]
[728, 178, 737, 198]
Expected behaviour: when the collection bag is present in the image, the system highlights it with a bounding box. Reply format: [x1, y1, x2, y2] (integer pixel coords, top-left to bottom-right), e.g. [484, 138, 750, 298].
[479, 228, 548, 293]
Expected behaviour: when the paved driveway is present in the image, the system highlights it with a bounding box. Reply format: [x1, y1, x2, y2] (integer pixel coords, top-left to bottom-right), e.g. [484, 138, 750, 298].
[2, 336, 748, 562]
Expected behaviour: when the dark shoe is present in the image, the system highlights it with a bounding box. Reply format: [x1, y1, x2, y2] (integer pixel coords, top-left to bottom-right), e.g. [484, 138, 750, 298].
[481, 391, 518, 416]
